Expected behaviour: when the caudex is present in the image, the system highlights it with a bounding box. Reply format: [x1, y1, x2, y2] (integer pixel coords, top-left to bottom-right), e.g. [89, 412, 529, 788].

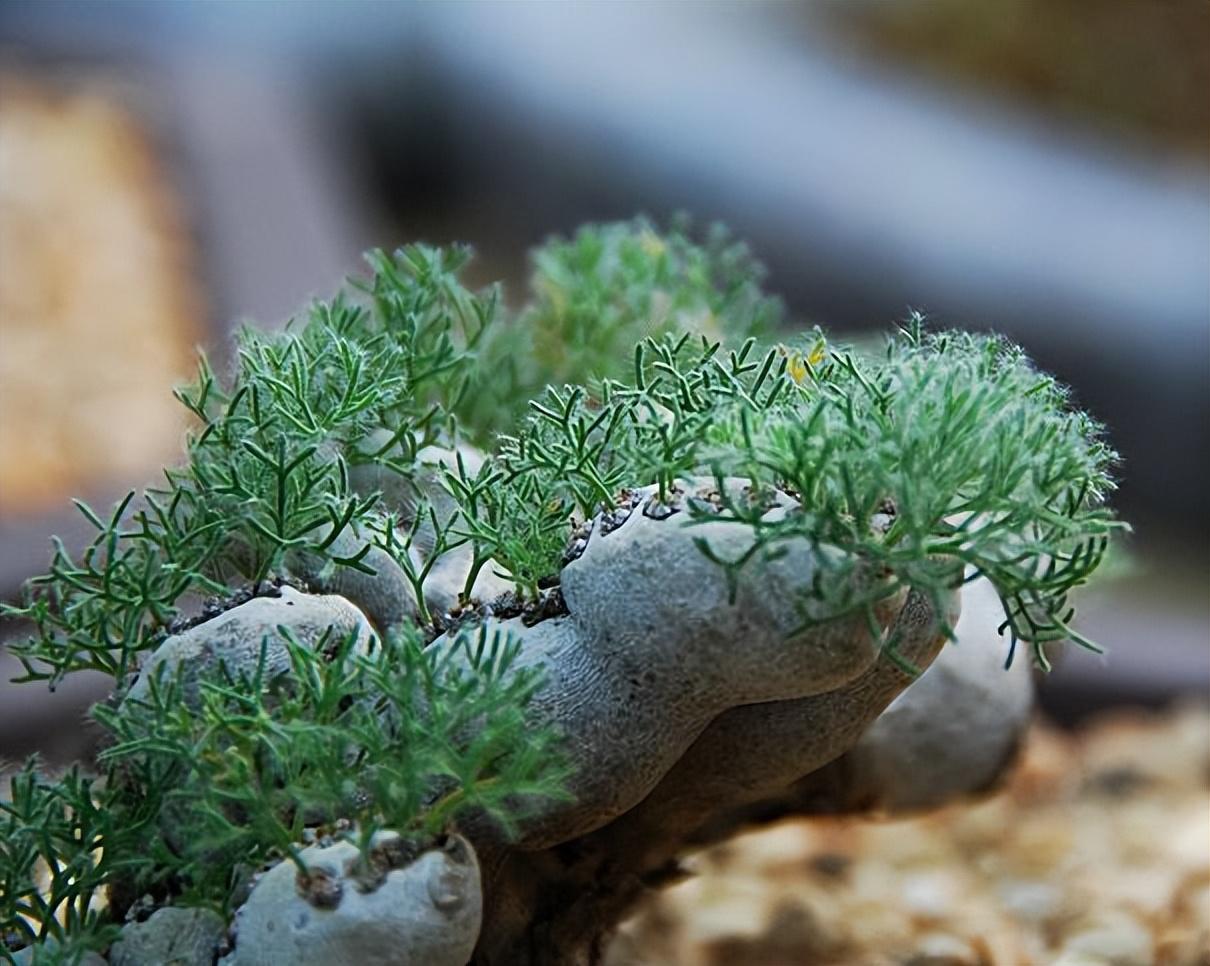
[1, 220, 1123, 965]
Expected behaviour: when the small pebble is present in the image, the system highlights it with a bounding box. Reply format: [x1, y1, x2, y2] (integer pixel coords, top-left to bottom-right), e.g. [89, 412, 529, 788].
[1057, 914, 1153, 965]
[610, 707, 1209, 965]
[907, 931, 980, 966]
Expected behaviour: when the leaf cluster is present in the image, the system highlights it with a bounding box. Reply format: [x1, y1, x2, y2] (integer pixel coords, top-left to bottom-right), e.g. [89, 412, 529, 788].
[458, 216, 782, 439]
[3, 245, 495, 687]
[1, 763, 144, 962]
[100, 623, 564, 903]
[1, 621, 565, 960]
[472, 316, 1122, 665]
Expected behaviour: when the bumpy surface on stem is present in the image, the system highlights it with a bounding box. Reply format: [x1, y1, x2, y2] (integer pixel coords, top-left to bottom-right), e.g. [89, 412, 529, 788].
[472, 590, 952, 963]
[769, 577, 1035, 818]
[430, 480, 897, 851]
[123, 587, 374, 707]
[221, 834, 481, 966]
[473, 579, 1032, 966]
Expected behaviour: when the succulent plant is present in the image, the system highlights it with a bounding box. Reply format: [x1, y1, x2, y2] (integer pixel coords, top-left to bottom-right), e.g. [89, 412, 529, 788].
[1, 219, 1121, 965]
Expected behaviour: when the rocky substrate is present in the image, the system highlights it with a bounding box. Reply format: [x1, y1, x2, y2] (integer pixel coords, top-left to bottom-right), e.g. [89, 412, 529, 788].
[607, 703, 1210, 966]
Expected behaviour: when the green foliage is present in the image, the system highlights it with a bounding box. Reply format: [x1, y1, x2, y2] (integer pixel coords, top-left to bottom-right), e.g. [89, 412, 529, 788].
[1, 623, 565, 958]
[3, 246, 495, 688]
[91, 622, 564, 907]
[458, 216, 782, 439]
[1, 219, 1124, 958]
[3, 220, 762, 959]
[442, 459, 571, 601]
[476, 317, 1122, 665]
[1, 761, 145, 960]
[523, 216, 781, 378]
[4, 224, 755, 687]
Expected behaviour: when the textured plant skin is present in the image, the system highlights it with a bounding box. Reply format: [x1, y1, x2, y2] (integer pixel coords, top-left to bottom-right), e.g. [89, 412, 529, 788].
[121, 587, 374, 708]
[221, 834, 481, 966]
[468, 579, 1031, 966]
[432, 479, 900, 851]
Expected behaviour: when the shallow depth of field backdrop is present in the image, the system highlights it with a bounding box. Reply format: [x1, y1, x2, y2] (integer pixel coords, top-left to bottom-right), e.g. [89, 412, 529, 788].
[0, 1, 1207, 960]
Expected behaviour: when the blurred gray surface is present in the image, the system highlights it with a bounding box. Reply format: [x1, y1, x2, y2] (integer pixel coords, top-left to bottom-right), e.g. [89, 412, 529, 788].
[1, 2, 1206, 762]
[366, 3, 1208, 541]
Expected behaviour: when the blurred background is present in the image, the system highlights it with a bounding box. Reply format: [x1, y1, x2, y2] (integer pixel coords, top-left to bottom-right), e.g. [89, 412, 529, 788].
[1, 2, 1206, 761]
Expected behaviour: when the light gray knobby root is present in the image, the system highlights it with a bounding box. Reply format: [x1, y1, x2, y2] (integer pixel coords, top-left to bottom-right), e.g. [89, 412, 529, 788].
[583, 585, 962, 866]
[222, 834, 481, 966]
[471, 582, 972, 964]
[684, 576, 1036, 833]
[108, 907, 226, 966]
[432, 481, 900, 850]
[804, 576, 1035, 813]
[124, 587, 374, 708]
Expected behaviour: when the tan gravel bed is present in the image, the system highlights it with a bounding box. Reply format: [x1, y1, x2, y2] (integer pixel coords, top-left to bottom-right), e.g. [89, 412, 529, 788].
[0, 74, 201, 516]
[610, 703, 1210, 966]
